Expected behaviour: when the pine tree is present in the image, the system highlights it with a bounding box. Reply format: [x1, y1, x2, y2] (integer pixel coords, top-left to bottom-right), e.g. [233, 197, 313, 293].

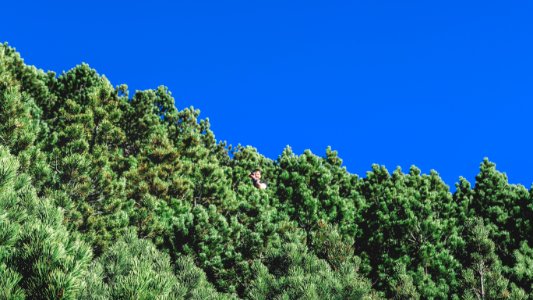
[39, 64, 133, 252]
[472, 159, 529, 264]
[0, 43, 51, 191]
[510, 242, 533, 296]
[460, 218, 520, 299]
[246, 238, 377, 300]
[0, 146, 94, 299]
[276, 147, 360, 239]
[358, 165, 463, 298]
[82, 229, 231, 300]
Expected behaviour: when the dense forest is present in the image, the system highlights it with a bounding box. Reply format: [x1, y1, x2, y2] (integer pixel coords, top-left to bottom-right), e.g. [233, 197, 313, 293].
[0, 43, 531, 299]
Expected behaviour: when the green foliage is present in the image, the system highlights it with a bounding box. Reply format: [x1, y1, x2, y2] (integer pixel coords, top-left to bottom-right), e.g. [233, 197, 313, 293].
[246, 240, 377, 300]
[460, 218, 514, 299]
[81, 229, 229, 300]
[386, 263, 420, 300]
[0, 264, 25, 300]
[472, 159, 528, 262]
[276, 147, 361, 238]
[511, 242, 533, 295]
[310, 221, 356, 271]
[0, 146, 93, 299]
[0, 44, 51, 191]
[1, 43, 532, 299]
[358, 165, 463, 298]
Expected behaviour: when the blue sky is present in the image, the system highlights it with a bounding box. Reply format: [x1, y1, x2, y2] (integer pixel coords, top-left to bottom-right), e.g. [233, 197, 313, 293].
[2, 0, 532, 190]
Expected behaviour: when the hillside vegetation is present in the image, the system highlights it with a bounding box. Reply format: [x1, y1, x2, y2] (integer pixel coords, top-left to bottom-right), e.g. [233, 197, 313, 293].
[0, 43, 531, 299]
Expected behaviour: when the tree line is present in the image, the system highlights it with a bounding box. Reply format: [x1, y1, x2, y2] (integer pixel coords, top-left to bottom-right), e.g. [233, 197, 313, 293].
[0, 43, 531, 299]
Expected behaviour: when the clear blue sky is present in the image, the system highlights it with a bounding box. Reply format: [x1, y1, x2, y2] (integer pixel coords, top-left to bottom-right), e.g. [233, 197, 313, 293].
[2, 0, 532, 190]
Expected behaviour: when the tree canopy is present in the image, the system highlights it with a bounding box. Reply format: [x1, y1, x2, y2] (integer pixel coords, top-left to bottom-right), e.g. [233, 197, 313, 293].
[0, 43, 531, 299]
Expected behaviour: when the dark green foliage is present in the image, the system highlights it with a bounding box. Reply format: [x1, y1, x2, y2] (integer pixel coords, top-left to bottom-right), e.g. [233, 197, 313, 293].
[276, 147, 361, 238]
[511, 242, 533, 295]
[1, 43, 532, 299]
[245, 239, 377, 300]
[310, 221, 356, 271]
[358, 165, 464, 298]
[472, 159, 530, 263]
[460, 218, 513, 299]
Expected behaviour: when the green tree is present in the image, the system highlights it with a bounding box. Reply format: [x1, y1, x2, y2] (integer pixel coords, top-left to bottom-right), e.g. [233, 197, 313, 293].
[0, 146, 94, 299]
[82, 229, 231, 300]
[40, 64, 133, 252]
[460, 218, 521, 300]
[246, 239, 377, 300]
[276, 147, 360, 238]
[358, 165, 463, 298]
[472, 159, 530, 264]
[0, 43, 51, 191]
[510, 242, 533, 296]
